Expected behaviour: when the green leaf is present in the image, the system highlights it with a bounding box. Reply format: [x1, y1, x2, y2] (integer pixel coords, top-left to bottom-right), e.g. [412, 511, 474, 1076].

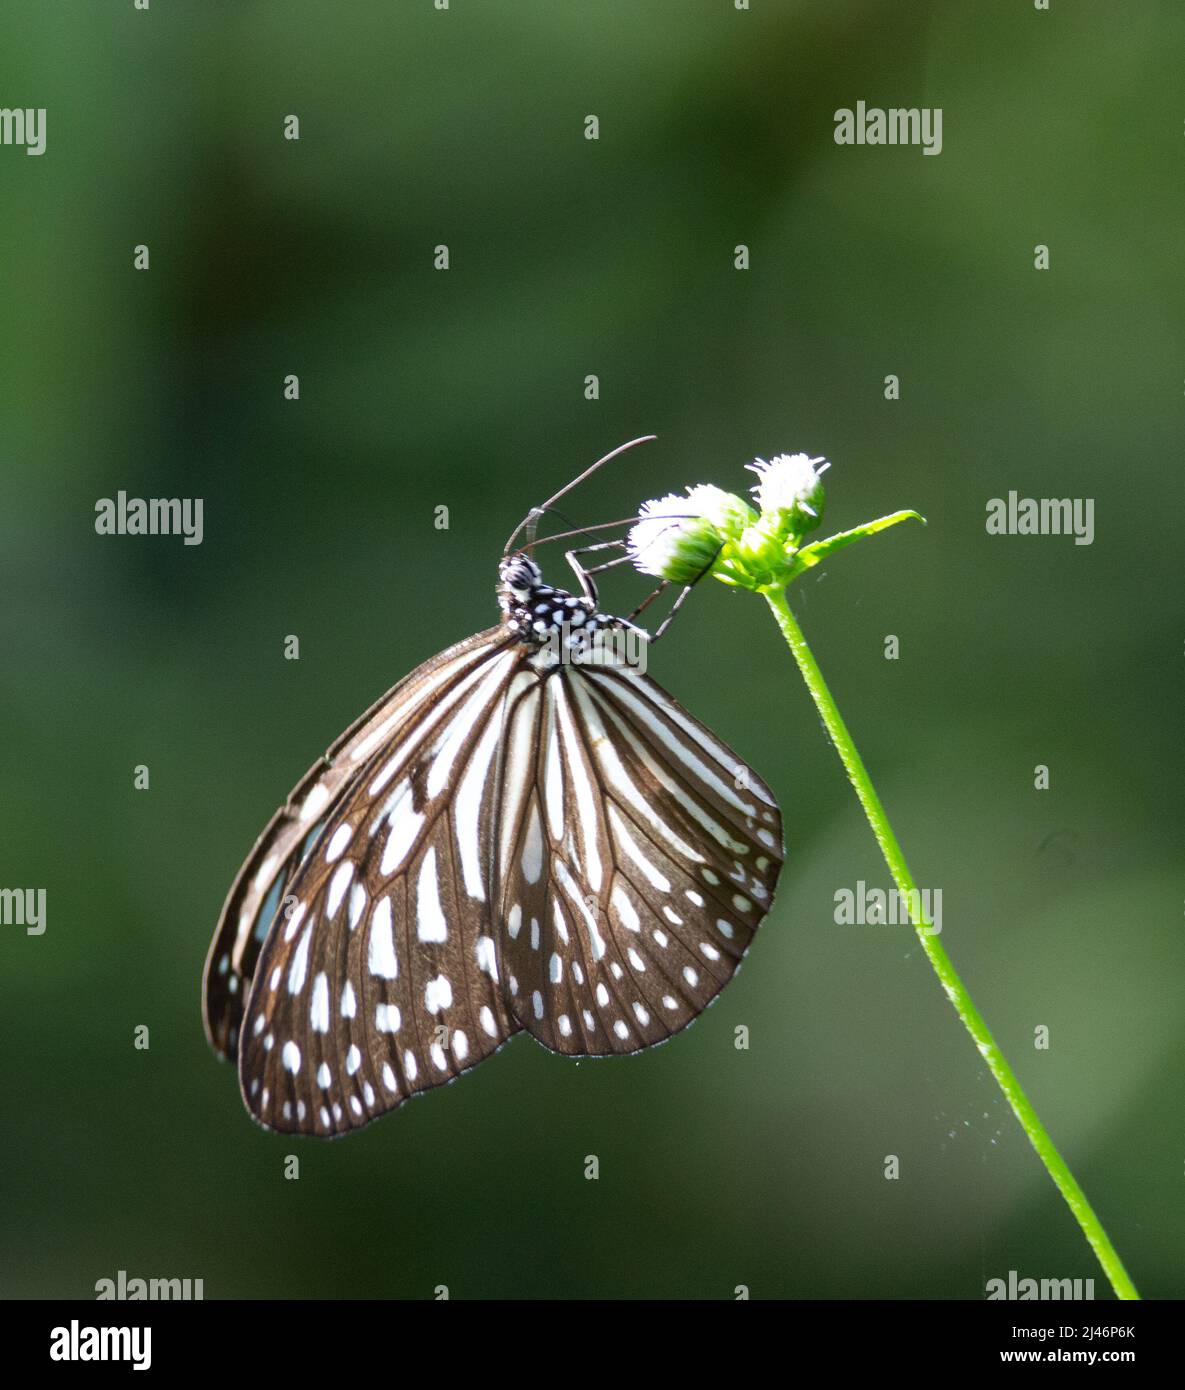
[785, 509, 926, 579]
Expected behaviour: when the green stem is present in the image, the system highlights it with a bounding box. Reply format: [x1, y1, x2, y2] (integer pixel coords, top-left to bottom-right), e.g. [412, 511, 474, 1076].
[761, 584, 1139, 1301]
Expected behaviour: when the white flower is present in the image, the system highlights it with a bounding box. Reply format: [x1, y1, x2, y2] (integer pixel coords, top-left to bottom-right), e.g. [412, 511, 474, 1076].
[683, 484, 755, 537]
[627, 493, 723, 582]
[747, 453, 830, 521]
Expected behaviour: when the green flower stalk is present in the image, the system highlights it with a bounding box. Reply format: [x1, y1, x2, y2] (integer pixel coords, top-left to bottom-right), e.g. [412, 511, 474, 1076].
[627, 453, 1139, 1301]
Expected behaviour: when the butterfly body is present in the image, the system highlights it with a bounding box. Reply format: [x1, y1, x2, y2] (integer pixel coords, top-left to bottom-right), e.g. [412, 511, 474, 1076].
[498, 553, 637, 671]
[204, 550, 784, 1135]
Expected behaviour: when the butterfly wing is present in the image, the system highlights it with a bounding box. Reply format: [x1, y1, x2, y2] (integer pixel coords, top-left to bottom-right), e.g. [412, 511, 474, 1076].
[495, 661, 783, 1054]
[202, 627, 510, 1063]
[233, 637, 531, 1135]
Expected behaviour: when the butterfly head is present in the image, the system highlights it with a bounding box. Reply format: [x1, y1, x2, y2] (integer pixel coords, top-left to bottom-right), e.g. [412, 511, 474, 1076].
[498, 552, 543, 601]
[498, 550, 610, 656]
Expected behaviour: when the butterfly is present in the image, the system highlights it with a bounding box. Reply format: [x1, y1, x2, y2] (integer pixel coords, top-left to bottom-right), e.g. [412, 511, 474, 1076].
[202, 439, 784, 1135]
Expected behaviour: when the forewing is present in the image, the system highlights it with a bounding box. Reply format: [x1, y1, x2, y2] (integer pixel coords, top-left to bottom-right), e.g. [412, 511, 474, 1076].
[236, 639, 528, 1135]
[202, 627, 509, 1062]
[496, 663, 783, 1055]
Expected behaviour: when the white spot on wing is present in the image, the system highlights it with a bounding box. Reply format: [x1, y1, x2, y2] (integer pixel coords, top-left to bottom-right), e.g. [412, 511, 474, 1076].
[368, 897, 398, 979]
[327, 861, 354, 919]
[552, 899, 570, 944]
[543, 688, 565, 841]
[325, 823, 353, 863]
[283, 902, 306, 944]
[310, 972, 330, 1032]
[425, 974, 453, 1014]
[416, 848, 448, 942]
[299, 782, 331, 824]
[454, 710, 501, 903]
[520, 802, 544, 884]
[570, 680, 704, 863]
[612, 885, 640, 932]
[427, 658, 513, 799]
[475, 934, 499, 981]
[607, 805, 672, 892]
[379, 781, 424, 873]
[287, 925, 312, 994]
[553, 683, 604, 890]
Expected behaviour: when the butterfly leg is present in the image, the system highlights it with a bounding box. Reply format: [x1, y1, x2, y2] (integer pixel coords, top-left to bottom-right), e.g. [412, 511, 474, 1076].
[624, 581, 669, 623]
[625, 538, 726, 643]
[646, 583, 697, 642]
[564, 532, 724, 643]
[564, 539, 630, 606]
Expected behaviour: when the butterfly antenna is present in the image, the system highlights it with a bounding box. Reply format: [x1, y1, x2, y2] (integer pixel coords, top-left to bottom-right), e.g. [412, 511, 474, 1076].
[526, 512, 703, 554]
[502, 435, 658, 556]
[528, 506, 616, 552]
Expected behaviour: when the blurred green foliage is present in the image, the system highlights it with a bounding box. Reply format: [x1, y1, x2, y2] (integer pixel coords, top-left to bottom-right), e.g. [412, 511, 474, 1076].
[1, 1, 1182, 1299]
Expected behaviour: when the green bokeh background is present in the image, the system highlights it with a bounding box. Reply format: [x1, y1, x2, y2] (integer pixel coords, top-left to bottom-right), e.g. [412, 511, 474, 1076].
[2, 1, 1182, 1300]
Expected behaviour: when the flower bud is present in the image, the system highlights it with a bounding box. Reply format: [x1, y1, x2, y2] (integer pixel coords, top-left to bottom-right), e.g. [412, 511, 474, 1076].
[683, 484, 756, 539]
[747, 453, 829, 542]
[627, 493, 726, 584]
